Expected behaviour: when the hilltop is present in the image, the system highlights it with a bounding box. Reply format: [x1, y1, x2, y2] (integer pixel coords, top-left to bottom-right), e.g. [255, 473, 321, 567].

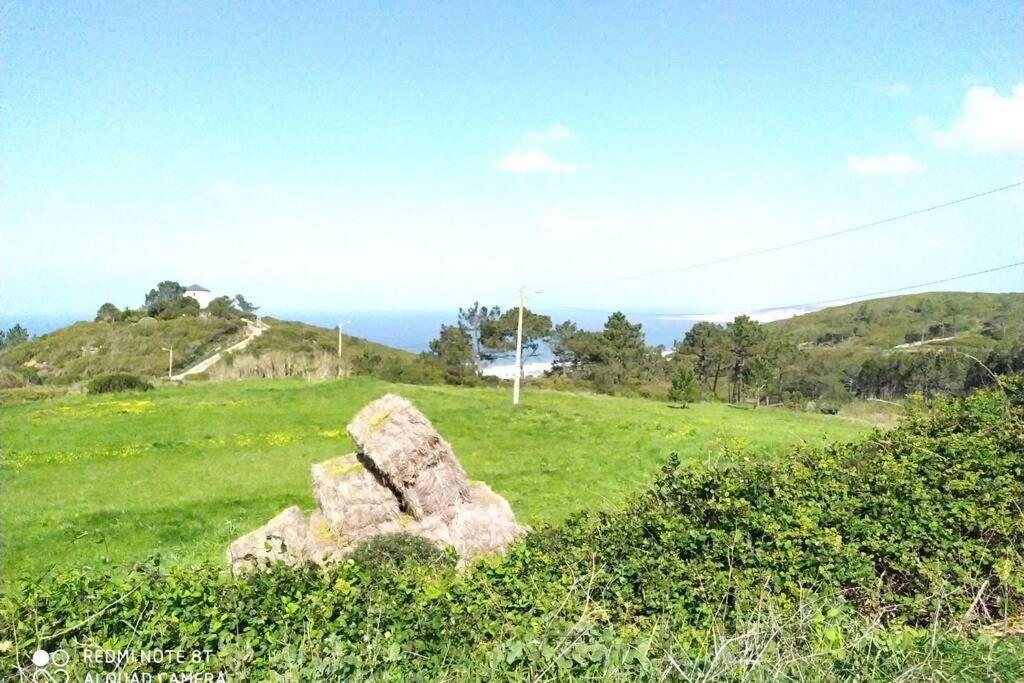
[0, 315, 416, 388]
[765, 291, 1023, 351]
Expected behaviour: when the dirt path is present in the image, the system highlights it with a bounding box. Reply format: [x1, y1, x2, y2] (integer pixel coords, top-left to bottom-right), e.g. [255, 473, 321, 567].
[893, 335, 957, 349]
[171, 319, 268, 380]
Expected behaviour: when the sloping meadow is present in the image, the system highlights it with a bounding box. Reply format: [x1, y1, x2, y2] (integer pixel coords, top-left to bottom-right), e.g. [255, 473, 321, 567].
[3, 381, 1023, 680]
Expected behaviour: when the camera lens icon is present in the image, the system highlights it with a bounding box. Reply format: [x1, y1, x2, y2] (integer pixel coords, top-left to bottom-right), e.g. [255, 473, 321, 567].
[31, 648, 69, 667]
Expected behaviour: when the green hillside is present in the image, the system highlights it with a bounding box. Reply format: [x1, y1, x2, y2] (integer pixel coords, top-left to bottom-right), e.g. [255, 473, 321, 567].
[0, 316, 415, 388]
[766, 291, 1023, 350]
[206, 317, 419, 382]
[0, 316, 248, 386]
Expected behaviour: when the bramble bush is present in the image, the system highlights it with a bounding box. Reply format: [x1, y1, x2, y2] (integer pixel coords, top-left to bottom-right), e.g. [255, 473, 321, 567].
[347, 533, 457, 576]
[2, 380, 1022, 679]
[85, 373, 153, 394]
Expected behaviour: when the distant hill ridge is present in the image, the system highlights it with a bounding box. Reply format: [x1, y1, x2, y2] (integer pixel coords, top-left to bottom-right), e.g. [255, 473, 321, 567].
[765, 291, 1023, 352]
[2, 291, 1020, 391]
[0, 315, 413, 387]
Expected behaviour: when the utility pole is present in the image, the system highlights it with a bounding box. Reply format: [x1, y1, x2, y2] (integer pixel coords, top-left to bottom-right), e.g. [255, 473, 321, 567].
[512, 287, 525, 406]
[161, 347, 173, 379]
[337, 320, 351, 377]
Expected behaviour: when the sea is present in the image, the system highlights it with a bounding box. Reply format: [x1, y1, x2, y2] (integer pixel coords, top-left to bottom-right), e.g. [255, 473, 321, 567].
[0, 310, 700, 368]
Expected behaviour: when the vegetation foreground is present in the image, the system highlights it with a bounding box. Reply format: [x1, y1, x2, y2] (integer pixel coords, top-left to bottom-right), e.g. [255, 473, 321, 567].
[1, 377, 864, 580]
[2, 380, 1023, 680]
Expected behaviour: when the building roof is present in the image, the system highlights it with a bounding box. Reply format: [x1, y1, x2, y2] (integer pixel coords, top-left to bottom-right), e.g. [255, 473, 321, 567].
[185, 284, 210, 292]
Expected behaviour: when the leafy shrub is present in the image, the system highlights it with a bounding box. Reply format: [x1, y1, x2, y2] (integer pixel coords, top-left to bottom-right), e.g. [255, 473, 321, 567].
[0, 365, 40, 389]
[667, 364, 700, 405]
[348, 533, 455, 574]
[86, 373, 153, 394]
[1, 382, 1022, 679]
[156, 296, 200, 320]
[94, 303, 121, 323]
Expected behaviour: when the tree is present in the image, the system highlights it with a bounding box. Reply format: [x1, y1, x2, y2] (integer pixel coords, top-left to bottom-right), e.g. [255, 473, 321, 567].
[0, 324, 29, 350]
[667, 364, 701, 405]
[854, 303, 874, 325]
[943, 299, 963, 335]
[155, 296, 200, 320]
[762, 335, 798, 404]
[233, 294, 260, 316]
[596, 312, 650, 386]
[726, 315, 763, 403]
[206, 296, 237, 319]
[678, 322, 727, 388]
[95, 303, 121, 323]
[997, 295, 1013, 338]
[550, 321, 584, 375]
[144, 281, 186, 316]
[480, 307, 552, 376]
[966, 343, 1024, 391]
[743, 356, 774, 408]
[427, 324, 477, 385]
[458, 302, 500, 363]
[913, 297, 936, 342]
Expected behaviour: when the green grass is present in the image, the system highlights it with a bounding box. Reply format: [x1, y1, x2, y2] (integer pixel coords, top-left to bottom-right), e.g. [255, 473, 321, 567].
[0, 377, 868, 582]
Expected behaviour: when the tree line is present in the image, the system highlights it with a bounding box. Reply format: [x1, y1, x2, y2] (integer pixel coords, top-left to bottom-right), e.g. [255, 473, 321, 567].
[425, 302, 1024, 408]
[0, 324, 30, 351]
[94, 281, 260, 323]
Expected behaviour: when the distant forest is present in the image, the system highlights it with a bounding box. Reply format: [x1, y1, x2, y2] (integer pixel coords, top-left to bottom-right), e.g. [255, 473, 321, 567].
[425, 292, 1024, 409]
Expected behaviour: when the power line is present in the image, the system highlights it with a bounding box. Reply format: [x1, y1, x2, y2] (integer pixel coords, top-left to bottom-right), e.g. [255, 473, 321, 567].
[541, 260, 1024, 319]
[539, 181, 1024, 289]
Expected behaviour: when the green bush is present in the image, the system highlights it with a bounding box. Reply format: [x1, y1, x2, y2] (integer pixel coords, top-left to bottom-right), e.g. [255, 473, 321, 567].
[347, 533, 455, 574]
[2, 382, 1021, 678]
[86, 373, 153, 394]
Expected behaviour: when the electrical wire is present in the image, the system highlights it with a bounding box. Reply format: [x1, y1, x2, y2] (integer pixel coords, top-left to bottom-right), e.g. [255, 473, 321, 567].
[541, 260, 1024, 319]
[538, 181, 1024, 289]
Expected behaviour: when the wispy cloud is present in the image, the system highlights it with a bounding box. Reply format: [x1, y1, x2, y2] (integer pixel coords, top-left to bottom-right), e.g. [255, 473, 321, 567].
[525, 123, 575, 144]
[924, 84, 1024, 153]
[847, 153, 922, 176]
[496, 149, 576, 174]
[497, 123, 578, 174]
[861, 80, 911, 99]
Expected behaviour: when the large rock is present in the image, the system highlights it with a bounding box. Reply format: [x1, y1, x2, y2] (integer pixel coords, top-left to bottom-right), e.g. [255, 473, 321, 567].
[403, 482, 526, 563]
[226, 506, 311, 574]
[228, 395, 526, 574]
[311, 454, 402, 543]
[346, 394, 471, 518]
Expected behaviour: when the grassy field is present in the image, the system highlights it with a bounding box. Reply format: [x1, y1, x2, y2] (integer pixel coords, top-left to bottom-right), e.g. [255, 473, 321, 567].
[0, 378, 869, 582]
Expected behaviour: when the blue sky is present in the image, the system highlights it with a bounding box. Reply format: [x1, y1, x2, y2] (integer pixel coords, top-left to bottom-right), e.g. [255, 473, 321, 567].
[2, 1, 1022, 319]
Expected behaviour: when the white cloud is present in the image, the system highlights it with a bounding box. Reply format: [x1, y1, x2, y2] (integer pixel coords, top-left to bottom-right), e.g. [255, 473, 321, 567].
[927, 84, 1024, 153]
[496, 149, 576, 174]
[526, 123, 575, 144]
[862, 81, 911, 99]
[847, 153, 922, 176]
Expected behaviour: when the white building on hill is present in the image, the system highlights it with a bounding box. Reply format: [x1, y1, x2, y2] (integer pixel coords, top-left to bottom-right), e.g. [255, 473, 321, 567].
[184, 284, 213, 309]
